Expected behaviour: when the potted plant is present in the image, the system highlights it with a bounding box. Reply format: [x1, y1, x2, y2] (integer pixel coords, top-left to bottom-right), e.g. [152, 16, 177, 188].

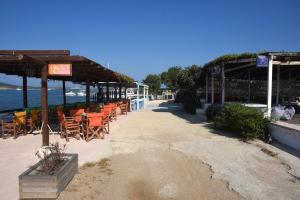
[19, 142, 78, 199]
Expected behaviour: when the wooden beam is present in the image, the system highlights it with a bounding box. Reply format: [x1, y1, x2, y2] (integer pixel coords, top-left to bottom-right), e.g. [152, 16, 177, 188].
[106, 82, 110, 102]
[62, 80, 66, 106]
[22, 75, 28, 108]
[225, 62, 255, 73]
[0, 50, 70, 56]
[41, 64, 49, 146]
[86, 80, 90, 106]
[119, 84, 122, 100]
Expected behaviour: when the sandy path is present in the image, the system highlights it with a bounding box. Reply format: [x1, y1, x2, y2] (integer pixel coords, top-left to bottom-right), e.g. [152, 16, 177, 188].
[59, 100, 300, 200]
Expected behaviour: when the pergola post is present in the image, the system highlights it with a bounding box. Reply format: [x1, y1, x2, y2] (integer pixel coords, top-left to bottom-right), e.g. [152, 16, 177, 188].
[205, 73, 208, 103]
[247, 70, 251, 103]
[22, 74, 28, 108]
[41, 64, 49, 146]
[143, 85, 146, 108]
[288, 69, 292, 103]
[137, 83, 140, 110]
[276, 66, 280, 105]
[211, 73, 214, 104]
[221, 64, 225, 105]
[146, 87, 149, 105]
[106, 82, 109, 102]
[114, 87, 117, 100]
[267, 56, 273, 117]
[124, 87, 127, 99]
[86, 81, 90, 106]
[62, 80, 66, 106]
[119, 84, 122, 100]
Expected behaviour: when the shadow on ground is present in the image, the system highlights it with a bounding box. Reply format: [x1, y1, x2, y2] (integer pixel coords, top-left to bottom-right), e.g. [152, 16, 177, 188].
[152, 101, 205, 124]
[152, 101, 300, 157]
[152, 101, 238, 139]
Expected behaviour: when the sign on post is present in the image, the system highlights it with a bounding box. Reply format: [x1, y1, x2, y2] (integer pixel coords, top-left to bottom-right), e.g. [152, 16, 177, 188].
[48, 63, 72, 76]
[256, 56, 269, 67]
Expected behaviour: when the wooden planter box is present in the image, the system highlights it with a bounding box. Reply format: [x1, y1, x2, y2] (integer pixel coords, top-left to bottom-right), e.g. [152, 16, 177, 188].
[19, 153, 78, 199]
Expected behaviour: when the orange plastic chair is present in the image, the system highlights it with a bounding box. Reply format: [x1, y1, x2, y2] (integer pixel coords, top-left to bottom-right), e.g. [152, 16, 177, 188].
[27, 109, 40, 133]
[14, 111, 27, 136]
[104, 104, 117, 121]
[70, 108, 85, 123]
[57, 110, 81, 142]
[84, 113, 105, 141]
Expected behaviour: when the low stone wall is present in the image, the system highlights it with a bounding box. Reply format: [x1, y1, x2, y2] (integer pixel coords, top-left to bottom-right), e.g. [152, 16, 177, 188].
[270, 121, 300, 151]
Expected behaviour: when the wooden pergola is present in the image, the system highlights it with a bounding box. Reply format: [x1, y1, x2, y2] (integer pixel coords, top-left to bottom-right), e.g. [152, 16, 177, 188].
[0, 50, 134, 146]
[202, 52, 300, 116]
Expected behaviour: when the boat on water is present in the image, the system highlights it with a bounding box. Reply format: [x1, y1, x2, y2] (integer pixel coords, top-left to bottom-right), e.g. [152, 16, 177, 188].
[65, 91, 76, 96]
[16, 88, 22, 91]
[77, 90, 86, 96]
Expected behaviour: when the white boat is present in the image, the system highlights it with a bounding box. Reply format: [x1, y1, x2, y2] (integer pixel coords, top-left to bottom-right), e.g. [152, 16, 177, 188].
[16, 88, 22, 91]
[66, 91, 76, 96]
[77, 90, 86, 96]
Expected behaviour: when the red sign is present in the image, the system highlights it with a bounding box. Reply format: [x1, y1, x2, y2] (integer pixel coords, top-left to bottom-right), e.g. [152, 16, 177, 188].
[48, 63, 72, 76]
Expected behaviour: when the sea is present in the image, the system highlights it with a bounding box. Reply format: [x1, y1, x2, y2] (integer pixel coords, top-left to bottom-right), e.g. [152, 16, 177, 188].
[0, 89, 86, 111]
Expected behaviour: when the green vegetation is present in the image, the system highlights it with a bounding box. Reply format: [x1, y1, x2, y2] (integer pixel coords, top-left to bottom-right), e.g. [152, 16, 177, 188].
[143, 65, 203, 114]
[205, 104, 223, 121]
[175, 89, 197, 114]
[142, 74, 161, 95]
[208, 104, 270, 140]
[160, 66, 182, 91]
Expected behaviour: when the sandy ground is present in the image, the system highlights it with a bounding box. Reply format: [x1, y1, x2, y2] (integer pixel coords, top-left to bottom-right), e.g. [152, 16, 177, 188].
[0, 113, 129, 200]
[59, 100, 300, 200]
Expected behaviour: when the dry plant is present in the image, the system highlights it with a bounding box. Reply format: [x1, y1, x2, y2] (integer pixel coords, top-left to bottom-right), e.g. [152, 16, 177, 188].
[35, 142, 67, 175]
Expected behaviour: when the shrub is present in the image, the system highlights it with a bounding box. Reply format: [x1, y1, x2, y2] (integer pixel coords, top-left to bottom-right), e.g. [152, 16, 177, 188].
[214, 104, 270, 140]
[35, 142, 67, 175]
[205, 104, 223, 121]
[176, 89, 197, 114]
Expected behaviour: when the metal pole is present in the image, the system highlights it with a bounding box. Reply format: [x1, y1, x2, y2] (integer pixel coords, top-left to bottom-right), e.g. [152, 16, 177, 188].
[247, 70, 251, 103]
[137, 84, 140, 110]
[205, 73, 208, 103]
[62, 80, 66, 106]
[124, 87, 127, 99]
[114, 87, 117, 100]
[288, 69, 292, 104]
[143, 85, 146, 108]
[86, 81, 90, 106]
[221, 65, 225, 105]
[276, 65, 280, 105]
[106, 82, 109, 102]
[22, 75, 28, 108]
[119, 84, 122, 100]
[41, 64, 49, 146]
[211, 73, 214, 104]
[267, 56, 273, 117]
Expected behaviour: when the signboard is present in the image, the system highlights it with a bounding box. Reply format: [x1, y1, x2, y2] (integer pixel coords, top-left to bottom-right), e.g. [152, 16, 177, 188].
[256, 56, 269, 67]
[48, 63, 72, 76]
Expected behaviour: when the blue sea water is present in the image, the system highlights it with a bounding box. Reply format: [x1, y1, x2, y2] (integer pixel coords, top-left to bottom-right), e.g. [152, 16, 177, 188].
[0, 89, 86, 111]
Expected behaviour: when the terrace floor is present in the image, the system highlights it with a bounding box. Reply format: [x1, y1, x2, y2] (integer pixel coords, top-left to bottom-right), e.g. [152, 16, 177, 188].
[1, 100, 300, 200]
[59, 100, 300, 200]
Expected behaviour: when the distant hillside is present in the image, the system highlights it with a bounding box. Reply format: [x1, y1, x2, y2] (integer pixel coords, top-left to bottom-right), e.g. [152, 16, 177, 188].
[0, 82, 61, 90]
[0, 82, 20, 90]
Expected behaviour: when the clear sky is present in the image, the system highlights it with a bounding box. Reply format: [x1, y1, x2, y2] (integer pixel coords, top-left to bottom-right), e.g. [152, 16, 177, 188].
[0, 0, 300, 86]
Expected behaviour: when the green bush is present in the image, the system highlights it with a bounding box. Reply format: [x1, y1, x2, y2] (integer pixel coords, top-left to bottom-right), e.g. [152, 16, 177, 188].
[214, 104, 270, 140]
[175, 89, 197, 114]
[205, 104, 223, 121]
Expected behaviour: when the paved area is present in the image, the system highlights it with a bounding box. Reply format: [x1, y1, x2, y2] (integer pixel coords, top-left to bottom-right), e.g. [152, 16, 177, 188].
[0, 113, 129, 200]
[1, 100, 300, 200]
[59, 100, 300, 200]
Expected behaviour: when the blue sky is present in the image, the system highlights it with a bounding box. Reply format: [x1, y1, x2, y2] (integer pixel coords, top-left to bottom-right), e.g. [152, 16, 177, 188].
[0, 0, 300, 86]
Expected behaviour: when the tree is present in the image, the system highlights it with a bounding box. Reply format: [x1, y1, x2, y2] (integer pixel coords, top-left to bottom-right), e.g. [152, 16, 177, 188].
[142, 74, 161, 95]
[176, 65, 202, 90]
[160, 66, 182, 91]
